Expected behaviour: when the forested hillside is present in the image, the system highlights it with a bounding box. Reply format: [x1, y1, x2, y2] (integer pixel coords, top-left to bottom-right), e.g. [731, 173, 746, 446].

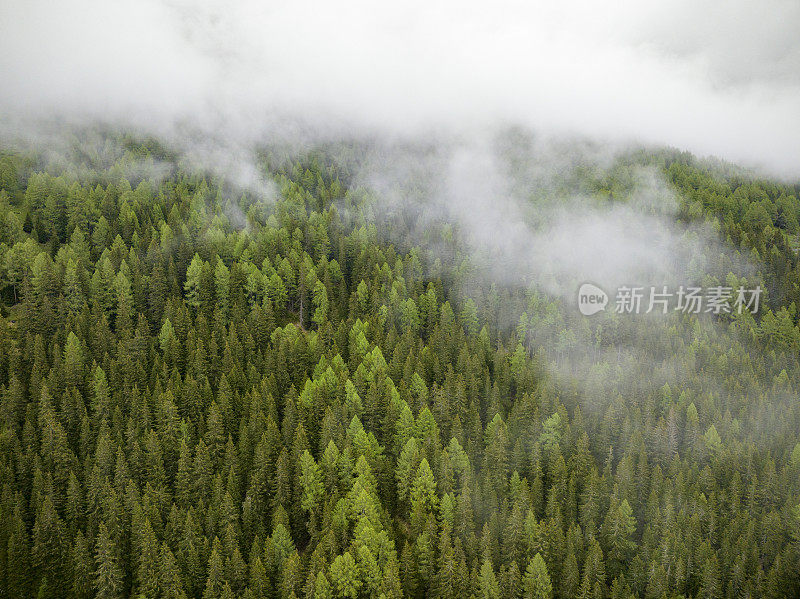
[0, 137, 798, 599]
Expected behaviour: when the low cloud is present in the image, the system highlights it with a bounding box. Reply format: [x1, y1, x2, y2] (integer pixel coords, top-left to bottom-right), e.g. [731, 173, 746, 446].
[1, 0, 798, 177]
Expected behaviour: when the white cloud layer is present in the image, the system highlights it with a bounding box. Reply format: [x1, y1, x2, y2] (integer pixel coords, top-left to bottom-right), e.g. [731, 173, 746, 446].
[1, 0, 799, 176]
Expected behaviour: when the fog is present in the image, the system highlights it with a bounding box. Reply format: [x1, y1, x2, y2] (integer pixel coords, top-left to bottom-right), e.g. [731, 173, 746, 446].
[0, 0, 786, 426]
[337, 131, 762, 416]
[0, 0, 772, 310]
[1, 0, 799, 177]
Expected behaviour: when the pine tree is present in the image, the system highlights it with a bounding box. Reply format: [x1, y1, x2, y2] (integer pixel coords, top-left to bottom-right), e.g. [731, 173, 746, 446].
[479, 559, 501, 599]
[94, 524, 123, 599]
[185, 254, 204, 311]
[601, 497, 636, 578]
[70, 530, 93, 599]
[523, 553, 553, 599]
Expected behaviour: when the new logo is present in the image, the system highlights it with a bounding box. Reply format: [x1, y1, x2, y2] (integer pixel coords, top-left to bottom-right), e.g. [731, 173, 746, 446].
[578, 283, 608, 315]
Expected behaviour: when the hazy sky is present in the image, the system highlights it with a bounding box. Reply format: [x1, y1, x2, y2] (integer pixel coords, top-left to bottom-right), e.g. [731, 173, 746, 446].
[1, 0, 799, 177]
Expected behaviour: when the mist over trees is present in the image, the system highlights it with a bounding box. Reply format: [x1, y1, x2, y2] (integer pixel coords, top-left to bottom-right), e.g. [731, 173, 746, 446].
[0, 133, 798, 599]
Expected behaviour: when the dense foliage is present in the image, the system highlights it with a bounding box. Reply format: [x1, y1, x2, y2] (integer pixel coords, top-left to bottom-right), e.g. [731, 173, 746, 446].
[0, 137, 798, 599]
